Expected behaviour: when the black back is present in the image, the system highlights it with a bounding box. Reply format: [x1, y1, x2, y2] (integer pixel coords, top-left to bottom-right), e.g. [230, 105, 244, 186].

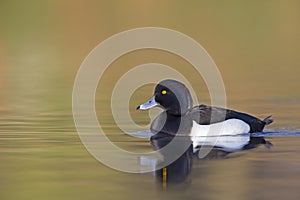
[189, 105, 268, 132]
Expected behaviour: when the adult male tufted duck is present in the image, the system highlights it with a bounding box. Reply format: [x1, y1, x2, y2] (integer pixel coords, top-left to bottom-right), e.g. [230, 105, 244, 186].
[137, 79, 273, 137]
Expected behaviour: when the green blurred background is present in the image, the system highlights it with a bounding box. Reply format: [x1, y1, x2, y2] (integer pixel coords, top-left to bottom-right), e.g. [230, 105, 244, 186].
[0, 1, 300, 200]
[1, 0, 299, 117]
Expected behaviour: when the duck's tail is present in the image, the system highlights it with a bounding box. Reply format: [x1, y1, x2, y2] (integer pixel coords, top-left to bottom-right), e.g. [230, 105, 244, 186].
[263, 115, 273, 125]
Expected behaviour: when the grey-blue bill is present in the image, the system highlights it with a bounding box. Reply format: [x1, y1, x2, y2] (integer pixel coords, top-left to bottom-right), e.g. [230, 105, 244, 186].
[136, 96, 159, 110]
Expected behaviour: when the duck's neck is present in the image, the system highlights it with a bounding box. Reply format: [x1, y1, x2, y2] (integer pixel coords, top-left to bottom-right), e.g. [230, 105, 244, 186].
[166, 110, 187, 116]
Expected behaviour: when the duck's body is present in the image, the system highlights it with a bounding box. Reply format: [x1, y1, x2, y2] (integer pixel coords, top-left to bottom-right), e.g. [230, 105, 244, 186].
[137, 79, 273, 139]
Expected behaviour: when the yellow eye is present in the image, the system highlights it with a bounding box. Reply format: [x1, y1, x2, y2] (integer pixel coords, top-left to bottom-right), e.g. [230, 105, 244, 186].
[161, 90, 167, 95]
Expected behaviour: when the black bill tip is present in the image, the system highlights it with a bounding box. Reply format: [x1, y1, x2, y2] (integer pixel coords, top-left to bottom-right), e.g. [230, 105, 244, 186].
[136, 106, 140, 110]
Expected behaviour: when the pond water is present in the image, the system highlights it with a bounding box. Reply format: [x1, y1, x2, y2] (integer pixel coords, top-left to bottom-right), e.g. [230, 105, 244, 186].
[1, 96, 300, 200]
[1, 1, 300, 200]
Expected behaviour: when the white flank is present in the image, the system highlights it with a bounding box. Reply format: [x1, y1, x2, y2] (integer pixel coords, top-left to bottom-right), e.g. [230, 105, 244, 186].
[190, 119, 250, 137]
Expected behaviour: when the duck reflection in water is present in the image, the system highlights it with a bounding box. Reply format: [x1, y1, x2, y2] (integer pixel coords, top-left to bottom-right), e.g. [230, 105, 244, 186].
[149, 133, 272, 187]
[136, 80, 273, 188]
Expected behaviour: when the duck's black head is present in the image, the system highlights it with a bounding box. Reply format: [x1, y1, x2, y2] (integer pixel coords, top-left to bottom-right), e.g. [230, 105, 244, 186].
[137, 79, 193, 115]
